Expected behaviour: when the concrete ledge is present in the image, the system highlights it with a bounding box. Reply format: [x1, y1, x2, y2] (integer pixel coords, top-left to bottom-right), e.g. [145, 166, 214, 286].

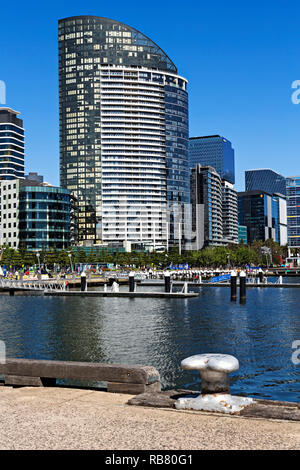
[0, 387, 299, 449]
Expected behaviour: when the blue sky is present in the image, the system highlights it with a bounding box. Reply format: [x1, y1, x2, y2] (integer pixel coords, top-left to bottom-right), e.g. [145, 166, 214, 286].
[1, 0, 299, 190]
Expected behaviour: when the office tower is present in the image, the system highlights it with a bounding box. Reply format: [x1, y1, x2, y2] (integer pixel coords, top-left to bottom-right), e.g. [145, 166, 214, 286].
[189, 135, 235, 184]
[238, 190, 287, 245]
[58, 16, 189, 248]
[0, 108, 25, 180]
[286, 176, 300, 247]
[190, 165, 223, 249]
[222, 181, 238, 244]
[25, 172, 44, 184]
[0, 178, 77, 250]
[245, 169, 286, 196]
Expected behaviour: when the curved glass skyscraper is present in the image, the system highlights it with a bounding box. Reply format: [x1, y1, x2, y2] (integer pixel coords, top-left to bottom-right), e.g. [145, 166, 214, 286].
[58, 16, 189, 247]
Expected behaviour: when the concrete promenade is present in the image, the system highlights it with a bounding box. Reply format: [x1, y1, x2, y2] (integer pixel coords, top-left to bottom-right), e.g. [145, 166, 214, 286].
[0, 386, 299, 450]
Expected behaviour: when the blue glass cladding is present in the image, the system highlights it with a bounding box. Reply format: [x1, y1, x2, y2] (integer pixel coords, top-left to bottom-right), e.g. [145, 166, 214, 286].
[164, 85, 189, 204]
[188, 136, 235, 184]
[287, 177, 300, 246]
[18, 187, 71, 250]
[245, 170, 286, 196]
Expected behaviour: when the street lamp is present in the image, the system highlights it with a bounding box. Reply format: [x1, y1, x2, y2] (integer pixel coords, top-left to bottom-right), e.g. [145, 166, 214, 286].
[36, 251, 41, 270]
[226, 253, 231, 270]
[67, 251, 73, 273]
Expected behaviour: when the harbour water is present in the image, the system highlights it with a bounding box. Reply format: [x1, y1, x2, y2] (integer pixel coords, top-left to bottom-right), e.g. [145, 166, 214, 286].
[0, 283, 300, 402]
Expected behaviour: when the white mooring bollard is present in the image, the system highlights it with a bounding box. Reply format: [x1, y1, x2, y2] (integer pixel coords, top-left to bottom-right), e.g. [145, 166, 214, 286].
[175, 354, 254, 414]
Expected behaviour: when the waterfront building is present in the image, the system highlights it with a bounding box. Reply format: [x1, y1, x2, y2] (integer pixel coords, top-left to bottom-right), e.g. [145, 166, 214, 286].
[189, 135, 235, 184]
[222, 181, 238, 244]
[0, 178, 78, 250]
[190, 165, 223, 249]
[286, 176, 300, 247]
[58, 16, 189, 249]
[0, 108, 25, 180]
[238, 190, 287, 245]
[245, 169, 286, 196]
[238, 225, 248, 244]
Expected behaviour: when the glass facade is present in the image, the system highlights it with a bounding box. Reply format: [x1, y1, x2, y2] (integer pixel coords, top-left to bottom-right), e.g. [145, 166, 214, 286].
[245, 169, 286, 196]
[238, 190, 287, 245]
[238, 192, 268, 243]
[189, 135, 235, 185]
[18, 185, 72, 250]
[0, 108, 25, 180]
[286, 176, 300, 247]
[238, 225, 247, 244]
[58, 16, 189, 247]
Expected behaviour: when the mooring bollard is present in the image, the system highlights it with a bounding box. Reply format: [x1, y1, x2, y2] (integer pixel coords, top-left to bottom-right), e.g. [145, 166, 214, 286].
[112, 281, 119, 293]
[129, 272, 135, 293]
[259, 268, 263, 284]
[164, 271, 171, 293]
[175, 353, 254, 414]
[279, 276, 283, 285]
[81, 272, 87, 292]
[240, 271, 246, 303]
[230, 270, 237, 301]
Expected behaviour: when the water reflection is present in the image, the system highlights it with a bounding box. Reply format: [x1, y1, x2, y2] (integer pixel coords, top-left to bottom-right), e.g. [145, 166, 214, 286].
[0, 285, 299, 402]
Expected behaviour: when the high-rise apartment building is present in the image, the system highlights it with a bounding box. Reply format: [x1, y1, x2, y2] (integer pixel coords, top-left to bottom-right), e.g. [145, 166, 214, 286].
[245, 169, 286, 196]
[0, 108, 25, 180]
[286, 176, 300, 247]
[222, 180, 238, 244]
[190, 165, 223, 249]
[189, 135, 235, 184]
[58, 16, 189, 248]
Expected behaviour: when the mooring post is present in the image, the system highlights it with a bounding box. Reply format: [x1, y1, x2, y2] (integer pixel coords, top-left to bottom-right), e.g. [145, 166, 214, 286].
[279, 276, 283, 285]
[129, 272, 135, 293]
[240, 270, 247, 303]
[230, 270, 237, 301]
[81, 271, 87, 292]
[175, 353, 254, 414]
[164, 271, 171, 293]
[259, 268, 263, 284]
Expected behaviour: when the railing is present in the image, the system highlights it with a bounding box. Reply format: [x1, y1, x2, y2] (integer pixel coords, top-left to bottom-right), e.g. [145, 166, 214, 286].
[0, 279, 66, 292]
